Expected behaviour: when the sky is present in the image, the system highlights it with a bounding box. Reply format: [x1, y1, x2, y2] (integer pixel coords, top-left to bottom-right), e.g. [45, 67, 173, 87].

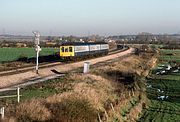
[0, 0, 180, 36]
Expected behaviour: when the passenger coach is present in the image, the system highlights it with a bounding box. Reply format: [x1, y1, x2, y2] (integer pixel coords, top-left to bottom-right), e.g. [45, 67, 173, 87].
[60, 42, 109, 59]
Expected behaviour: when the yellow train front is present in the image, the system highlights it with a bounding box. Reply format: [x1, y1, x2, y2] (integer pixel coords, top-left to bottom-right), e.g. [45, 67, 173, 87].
[60, 42, 109, 60]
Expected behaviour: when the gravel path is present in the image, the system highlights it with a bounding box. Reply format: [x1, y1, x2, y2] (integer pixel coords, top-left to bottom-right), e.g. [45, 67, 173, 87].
[0, 48, 134, 89]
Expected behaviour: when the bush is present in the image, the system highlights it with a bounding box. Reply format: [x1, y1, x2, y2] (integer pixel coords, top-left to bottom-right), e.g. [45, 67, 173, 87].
[48, 98, 97, 122]
[15, 99, 51, 122]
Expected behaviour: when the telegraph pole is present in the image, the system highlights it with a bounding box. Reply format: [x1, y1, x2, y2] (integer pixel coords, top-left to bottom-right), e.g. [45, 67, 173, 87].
[33, 31, 41, 74]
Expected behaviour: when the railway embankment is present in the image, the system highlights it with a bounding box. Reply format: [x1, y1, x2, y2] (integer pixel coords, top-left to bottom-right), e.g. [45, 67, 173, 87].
[0, 50, 157, 122]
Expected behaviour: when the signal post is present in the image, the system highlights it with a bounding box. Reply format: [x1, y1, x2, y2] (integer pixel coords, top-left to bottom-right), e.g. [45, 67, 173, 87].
[33, 31, 41, 74]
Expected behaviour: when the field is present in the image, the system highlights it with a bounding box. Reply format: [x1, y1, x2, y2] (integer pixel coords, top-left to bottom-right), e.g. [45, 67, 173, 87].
[139, 49, 180, 122]
[159, 49, 180, 62]
[0, 47, 59, 63]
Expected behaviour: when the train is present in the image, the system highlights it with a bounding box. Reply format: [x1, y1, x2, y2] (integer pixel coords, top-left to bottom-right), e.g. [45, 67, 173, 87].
[60, 42, 109, 60]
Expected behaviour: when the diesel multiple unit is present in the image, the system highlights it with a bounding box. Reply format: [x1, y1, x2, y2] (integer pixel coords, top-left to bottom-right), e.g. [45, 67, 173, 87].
[60, 42, 109, 59]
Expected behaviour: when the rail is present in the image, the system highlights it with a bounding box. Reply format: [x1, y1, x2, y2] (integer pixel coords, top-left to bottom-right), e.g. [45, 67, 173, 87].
[0, 47, 130, 76]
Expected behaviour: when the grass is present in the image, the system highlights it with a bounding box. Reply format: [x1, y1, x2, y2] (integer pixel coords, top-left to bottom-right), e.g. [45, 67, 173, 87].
[161, 49, 180, 53]
[120, 97, 139, 117]
[160, 56, 180, 62]
[1, 51, 156, 121]
[47, 98, 98, 122]
[16, 99, 51, 122]
[20, 76, 74, 100]
[0, 77, 71, 104]
[0, 47, 59, 63]
[158, 49, 180, 62]
[15, 98, 98, 122]
[149, 44, 164, 49]
[139, 49, 180, 122]
[10, 74, 100, 122]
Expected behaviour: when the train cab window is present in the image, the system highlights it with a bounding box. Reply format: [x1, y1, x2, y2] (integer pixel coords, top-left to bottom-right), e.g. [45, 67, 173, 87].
[69, 47, 73, 52]
[61, 47, 64, 52]
[65, 48, 68, 52]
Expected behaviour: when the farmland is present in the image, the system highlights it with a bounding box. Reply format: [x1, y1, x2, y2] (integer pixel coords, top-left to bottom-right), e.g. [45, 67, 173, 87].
[139, 49, 180, 122]
[0, 47, 59, 63]
[159, 49, 180, 62]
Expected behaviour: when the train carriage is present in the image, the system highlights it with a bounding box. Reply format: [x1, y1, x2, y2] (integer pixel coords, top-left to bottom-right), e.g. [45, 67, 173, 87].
[60, 42, 109, 59]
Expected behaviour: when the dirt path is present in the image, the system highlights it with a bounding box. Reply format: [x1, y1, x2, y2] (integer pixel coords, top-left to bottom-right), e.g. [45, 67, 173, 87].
[0, 48, 134, 89]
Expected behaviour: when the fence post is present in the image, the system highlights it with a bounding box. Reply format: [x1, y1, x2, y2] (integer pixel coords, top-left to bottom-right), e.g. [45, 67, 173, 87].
[0, 107, 4, 120]
[17, 87, 20, 103]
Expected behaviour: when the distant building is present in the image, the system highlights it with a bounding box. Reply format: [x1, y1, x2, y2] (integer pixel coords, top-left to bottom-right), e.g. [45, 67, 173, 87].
[16, 43, 27, 47]
[1, 43, 10, 47]
[79, 39, 84, 42]
[104, 39, 116, 43]
[45, 42, 57, 46]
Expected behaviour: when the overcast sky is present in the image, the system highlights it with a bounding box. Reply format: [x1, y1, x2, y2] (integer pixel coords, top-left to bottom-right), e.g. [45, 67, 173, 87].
[1, 0, 180, 36]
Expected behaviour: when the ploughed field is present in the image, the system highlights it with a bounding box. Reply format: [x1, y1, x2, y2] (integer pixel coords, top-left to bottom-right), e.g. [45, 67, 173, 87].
[0, 47, 59, 63]
[139, 49, 180, 122]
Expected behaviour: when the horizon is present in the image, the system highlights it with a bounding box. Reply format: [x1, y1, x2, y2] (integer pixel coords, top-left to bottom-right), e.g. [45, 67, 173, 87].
[1, 0, 180, 36]
[1, 32, 180, 37]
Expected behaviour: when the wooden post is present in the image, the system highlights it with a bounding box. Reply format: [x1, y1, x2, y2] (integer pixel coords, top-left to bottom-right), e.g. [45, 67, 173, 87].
[17, 87, 20, 103]
[129, 91, 131, 97]
[104, 110, 109, 120]
[0, 107, 4, 120]
[110, 103, 115, 112]
[98, 113, 102, 122]
[132, 90, 135, 96]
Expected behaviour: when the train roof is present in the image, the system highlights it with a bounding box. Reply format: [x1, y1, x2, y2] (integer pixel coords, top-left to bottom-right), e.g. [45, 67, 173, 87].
[61, 42, 108, 46]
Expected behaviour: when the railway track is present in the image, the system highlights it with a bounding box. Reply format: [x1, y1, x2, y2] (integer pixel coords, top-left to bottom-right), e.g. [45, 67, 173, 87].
[0, 47, 134, 90]
[0, 47, 129, 76]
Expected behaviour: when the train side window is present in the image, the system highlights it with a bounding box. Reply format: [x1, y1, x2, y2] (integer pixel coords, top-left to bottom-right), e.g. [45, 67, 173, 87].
[69, 47, 73, 52]
[61, 47, 64, 52]
[65, 48, 68, 52]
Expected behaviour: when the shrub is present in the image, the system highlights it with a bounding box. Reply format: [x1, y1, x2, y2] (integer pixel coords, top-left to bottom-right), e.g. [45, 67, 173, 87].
[15, 99, 51, 122]
[48, 98, 97, 122]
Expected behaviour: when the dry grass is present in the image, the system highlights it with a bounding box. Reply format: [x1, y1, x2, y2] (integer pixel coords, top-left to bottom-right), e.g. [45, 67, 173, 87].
[15, 99, 51, 122]
[91, 56, 139, 75]
[92, 54, 157, 78]
[14, 95, 97, 122]
[7, 52, 156, 121]
[47, 97, 97, 122]
[72, 74, 117, 110]
[46, 73, 117, 111]
[125, 92, 150, 122]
